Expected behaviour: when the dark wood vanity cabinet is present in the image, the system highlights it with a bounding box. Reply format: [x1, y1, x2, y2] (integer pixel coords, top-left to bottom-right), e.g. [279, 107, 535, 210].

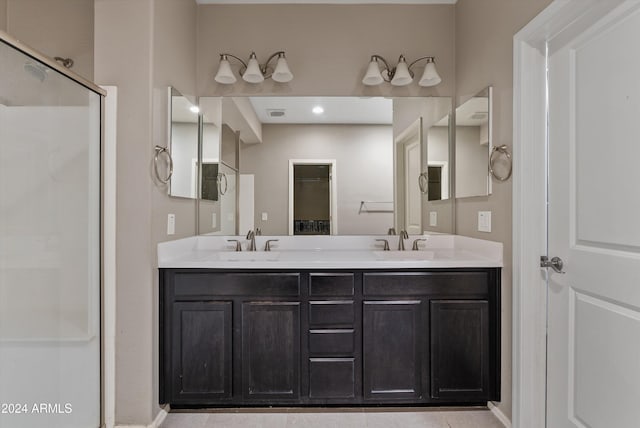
[363, 300, 425, 401]
[241, 302, 301, 401]
[159, 268, 500, 407]
[169, 301, 233, 404]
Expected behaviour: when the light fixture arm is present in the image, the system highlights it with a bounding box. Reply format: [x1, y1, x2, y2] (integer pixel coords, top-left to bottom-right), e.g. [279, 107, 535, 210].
[262, 51, 286, 74]
[370, 54, 394, 81]
[407, 56, 435, 70]
[219, 53, 248, 71]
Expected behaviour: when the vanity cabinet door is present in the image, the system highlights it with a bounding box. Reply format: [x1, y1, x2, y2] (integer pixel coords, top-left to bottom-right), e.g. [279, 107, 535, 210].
[171, 301, 232, 403]
[242, 302, 300, 401]
[363, 300, 425, 401]
[430, 300, 490, 401]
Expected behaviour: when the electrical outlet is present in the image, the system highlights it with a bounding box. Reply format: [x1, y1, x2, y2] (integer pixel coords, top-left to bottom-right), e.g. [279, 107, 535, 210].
[262, 212, 268, 221]
[429, 211, 437, 227]
[167, 213, 176, 235]
[478, 211, 492, 233]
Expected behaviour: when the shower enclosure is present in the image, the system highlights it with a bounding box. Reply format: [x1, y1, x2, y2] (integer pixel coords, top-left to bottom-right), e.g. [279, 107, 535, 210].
[0, 32, 103, 427]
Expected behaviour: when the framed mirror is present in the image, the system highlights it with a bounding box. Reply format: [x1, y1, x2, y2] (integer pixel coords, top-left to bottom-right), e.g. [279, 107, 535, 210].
[197, 96, 453, 236]
[168, 87, 199, 199]
[455, 86, 492, 198]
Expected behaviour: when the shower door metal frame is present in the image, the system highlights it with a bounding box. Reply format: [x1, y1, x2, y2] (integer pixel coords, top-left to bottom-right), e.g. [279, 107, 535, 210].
[0, 29, 107, 428]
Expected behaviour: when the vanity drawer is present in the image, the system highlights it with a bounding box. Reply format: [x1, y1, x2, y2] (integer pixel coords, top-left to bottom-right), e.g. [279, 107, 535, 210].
[309, 358, 355, 399]
[363, 272, 489, 296]
[309, 301, 355, 326]
[309, 329, 355, 356]
[173, 272, 300, 297]
[309, 273, 355, 297]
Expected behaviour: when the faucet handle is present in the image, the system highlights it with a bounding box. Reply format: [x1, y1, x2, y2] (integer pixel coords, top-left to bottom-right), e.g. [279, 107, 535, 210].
[376, 239, 390, 251]
[255, 228, 262, 236]
[246, 230, 254, 239]
[264, 239, 279, 251]
[227, 239, 242, 252]
[412, 238, 427, 251]
[387, 227, 396, 235]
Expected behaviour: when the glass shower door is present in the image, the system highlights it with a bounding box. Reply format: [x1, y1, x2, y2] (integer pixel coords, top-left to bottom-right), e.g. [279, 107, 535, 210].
[0, 37, 101, 427]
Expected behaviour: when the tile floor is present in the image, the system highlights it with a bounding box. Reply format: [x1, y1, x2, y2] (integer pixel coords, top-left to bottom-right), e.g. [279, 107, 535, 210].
[160, 408, 506, 428]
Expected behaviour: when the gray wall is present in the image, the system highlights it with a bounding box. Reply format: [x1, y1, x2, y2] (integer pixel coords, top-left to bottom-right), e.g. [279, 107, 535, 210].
[0, 0, 6, 31]
[95, 0, 197, 424]
[2, 0, 94, 80]
[454, 0, 553, 420]
[242, 124, 394, 235]
[455, 126, 489, 198]
[197, 4, 455, 97]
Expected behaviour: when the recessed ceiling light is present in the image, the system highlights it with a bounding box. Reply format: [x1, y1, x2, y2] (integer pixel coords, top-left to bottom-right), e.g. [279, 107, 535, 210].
[312, 106, 324, 115]
[190, 106, 200, 114]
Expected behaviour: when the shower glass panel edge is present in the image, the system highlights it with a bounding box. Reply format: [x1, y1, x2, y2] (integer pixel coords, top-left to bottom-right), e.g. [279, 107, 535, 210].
[0, 32, 103, 428]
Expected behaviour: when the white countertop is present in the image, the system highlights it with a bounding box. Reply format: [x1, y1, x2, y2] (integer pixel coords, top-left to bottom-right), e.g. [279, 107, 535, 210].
[157, 234, 503, 269]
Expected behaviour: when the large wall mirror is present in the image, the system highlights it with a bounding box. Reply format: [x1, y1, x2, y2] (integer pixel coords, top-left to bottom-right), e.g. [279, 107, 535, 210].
[167, 87, 199, 199]
[455, 86, 492, 198]
[196, 96, 453, 236]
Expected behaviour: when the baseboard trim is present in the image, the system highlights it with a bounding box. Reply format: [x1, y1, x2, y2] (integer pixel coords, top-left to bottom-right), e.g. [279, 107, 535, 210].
[488, 402, 512, 428]
[114, 407, 168, 428]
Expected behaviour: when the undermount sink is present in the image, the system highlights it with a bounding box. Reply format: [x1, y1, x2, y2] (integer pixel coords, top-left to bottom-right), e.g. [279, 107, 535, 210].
[217, 251, 280, 262]
[374, 250, 435, 261]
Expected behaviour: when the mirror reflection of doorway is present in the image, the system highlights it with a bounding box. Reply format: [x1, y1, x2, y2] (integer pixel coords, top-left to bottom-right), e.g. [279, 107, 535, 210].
[292, 164, 331, 235]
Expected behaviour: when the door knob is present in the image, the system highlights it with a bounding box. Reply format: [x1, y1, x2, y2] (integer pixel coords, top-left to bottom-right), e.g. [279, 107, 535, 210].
[540, 255, 565, 274]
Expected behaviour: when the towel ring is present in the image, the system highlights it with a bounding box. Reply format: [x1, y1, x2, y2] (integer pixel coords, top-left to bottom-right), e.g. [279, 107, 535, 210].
[217, 172, 228, 196]
[489, 144, 512, 181]
[418, 172, 429, 195]
[154, 145, 173, 184]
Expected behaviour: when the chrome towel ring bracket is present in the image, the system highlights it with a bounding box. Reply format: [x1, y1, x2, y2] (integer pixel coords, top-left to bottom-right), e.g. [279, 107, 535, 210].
[418, 172, 429, 195]
[154, 145, 173, 184]
[489, 144, 513, 181]
[217, 172, 228, 196]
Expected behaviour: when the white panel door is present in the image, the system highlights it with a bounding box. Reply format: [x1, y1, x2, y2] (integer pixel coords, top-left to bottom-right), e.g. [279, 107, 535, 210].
[404, 140, 422, 235]
[547, 3, 640, 427]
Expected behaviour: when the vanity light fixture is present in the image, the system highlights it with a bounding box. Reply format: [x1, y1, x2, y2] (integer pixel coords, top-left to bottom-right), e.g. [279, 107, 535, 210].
[214, 51, 293, 84]
[362, 55, 441, 87]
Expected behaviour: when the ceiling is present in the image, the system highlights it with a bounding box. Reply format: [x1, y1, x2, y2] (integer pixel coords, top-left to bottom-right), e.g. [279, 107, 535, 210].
[172, 96, 199, 123]
[197, 1, 456, 4]
[249, 97, 393, 125]
[455, 97, 489, 126]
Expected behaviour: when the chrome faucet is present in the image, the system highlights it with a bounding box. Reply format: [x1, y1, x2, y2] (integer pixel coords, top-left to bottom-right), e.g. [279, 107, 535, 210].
[264, 239, 279, 251]
[412, 238, 427, 250]
[397, 230, 409, 250]
[246, 230, 257, 251]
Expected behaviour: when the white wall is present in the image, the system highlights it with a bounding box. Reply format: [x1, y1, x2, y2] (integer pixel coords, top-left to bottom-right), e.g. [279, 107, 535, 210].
[241, 124, 394, 235]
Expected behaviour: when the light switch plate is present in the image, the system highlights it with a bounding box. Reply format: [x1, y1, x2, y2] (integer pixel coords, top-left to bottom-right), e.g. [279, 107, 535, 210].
[261, 212, 268, 221]
[429, 211, 437, 227]
[478, 211, 492, 233]
[167, 213, 176, 235]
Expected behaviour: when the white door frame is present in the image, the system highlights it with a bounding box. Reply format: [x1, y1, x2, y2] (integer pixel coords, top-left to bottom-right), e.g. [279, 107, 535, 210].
[288, 159, 338, 235]
[512, 1, 625, 427]
[394, 118, 422, 232]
